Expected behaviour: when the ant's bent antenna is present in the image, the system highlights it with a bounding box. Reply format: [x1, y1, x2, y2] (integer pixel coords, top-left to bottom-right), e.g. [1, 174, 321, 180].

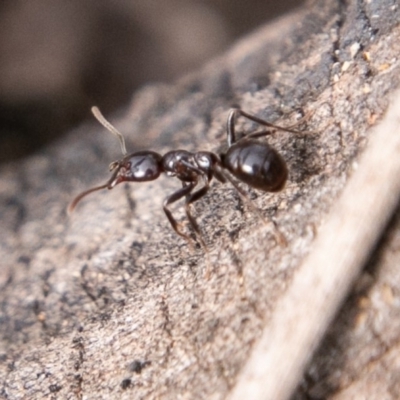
[68, 182, 109, 214]
[91, 106, 127, 155]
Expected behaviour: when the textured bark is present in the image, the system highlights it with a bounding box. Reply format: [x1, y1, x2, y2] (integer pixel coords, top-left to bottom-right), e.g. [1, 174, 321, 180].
[1, 1, 400, 399]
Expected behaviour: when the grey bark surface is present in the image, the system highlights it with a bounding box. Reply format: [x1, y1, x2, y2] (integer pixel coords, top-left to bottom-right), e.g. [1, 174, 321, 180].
[1, 1, 400, 399]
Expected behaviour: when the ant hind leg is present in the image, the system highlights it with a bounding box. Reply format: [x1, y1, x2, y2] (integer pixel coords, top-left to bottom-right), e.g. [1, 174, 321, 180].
[226, 108, 313, 146]
[216, 166, 287, 246]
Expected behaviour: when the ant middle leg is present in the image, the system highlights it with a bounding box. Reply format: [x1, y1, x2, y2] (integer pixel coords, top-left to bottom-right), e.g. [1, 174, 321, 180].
[184, 178, 214, 277]
[163, 182, 196, 244]
[184, 178, 211, 250]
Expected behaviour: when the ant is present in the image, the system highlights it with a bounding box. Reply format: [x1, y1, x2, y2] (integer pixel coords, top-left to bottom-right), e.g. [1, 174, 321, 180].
[69, 107, 308, 248]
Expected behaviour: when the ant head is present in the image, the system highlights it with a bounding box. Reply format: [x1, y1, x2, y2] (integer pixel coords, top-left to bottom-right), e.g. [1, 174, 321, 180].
[68, 107, 162, 214]
[108, 151, 163, 186]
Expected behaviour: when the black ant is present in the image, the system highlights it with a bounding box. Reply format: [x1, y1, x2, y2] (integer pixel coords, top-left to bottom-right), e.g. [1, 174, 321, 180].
[69, 107, 307, 248]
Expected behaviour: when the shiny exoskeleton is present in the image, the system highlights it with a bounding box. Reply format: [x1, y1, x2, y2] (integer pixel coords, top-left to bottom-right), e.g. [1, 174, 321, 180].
[69, 107, 303, 245]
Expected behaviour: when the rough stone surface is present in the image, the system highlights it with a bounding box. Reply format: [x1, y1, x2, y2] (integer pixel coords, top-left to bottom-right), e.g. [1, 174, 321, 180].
[1, 1, 400, 399]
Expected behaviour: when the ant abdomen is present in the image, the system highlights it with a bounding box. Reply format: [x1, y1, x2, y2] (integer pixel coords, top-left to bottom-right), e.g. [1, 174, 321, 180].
[221, 139, 288, 192]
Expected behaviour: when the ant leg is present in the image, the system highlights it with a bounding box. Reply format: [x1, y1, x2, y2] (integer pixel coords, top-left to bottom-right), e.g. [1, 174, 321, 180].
[216, 166, 264, 220]
[237, 127, 314, 142]
[283, 108, 315, 131]
[226, 108, 238, 146]
[216, 166, 287, 246]
[163, 182, 196, 244]
[235, 111, 316, 143]
[184, 178, 210, 250]
[242, 129, 275, 140]
[176, 160, 211, 247]
[227, 108, 309, 146]
[184, 178, 213, 277]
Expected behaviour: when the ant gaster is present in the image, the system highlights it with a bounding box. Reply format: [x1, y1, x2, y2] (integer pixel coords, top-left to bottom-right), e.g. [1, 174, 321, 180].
[69, 107, 306, 246]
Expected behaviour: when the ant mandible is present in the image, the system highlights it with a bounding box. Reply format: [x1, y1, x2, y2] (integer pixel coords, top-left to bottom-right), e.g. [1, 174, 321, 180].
[69, 107, 306, 246]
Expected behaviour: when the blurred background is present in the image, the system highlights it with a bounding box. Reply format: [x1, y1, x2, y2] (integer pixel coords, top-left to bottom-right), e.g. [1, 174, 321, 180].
[0, 0, 302, 163]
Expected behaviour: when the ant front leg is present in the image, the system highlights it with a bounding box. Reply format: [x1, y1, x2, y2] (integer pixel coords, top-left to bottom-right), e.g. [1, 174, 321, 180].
[163, 182, 196, 245]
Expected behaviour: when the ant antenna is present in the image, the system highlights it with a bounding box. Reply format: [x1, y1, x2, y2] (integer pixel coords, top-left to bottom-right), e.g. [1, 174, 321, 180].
[91, 106, 127, 155]
[68, 182, 110, 214]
